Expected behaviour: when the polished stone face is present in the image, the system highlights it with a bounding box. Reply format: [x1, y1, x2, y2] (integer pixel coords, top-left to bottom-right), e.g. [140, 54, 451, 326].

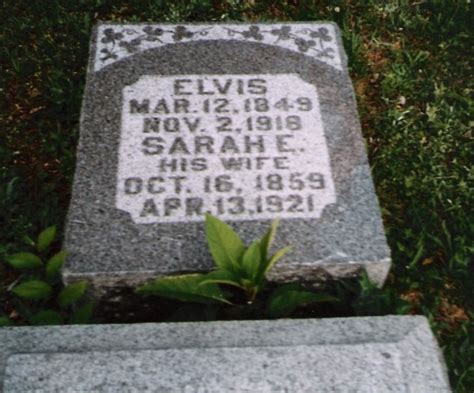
[64, 22, 391, 294]
[117, 74, 335, 224]
[0, 317, 451, 392]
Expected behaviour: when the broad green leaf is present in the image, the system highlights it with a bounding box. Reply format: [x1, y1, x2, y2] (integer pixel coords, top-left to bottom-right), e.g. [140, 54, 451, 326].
[30, 310, 63, 325]
[259, 219, 280, 261]
[204, 214, 244, 272]
[266, 284, 338, 318]
[137, 274, 231, 305]
[70, 302, 94, 324]
[58, 281, 87, 308]
[242, 240, 261, 281]
[262, 246, 292, 276]
[12, 280, 52, 300]
[0, 316, 12, 326]
[5, 252, 42, 269]
[200, 270, 243, 289]
[240, 278, 254, 287]
[37, 226, 56, 252]
[46, 250, 67, 278]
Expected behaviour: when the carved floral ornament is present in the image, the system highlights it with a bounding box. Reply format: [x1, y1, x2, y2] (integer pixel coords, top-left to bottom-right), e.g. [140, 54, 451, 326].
[94, 24, 342, 71]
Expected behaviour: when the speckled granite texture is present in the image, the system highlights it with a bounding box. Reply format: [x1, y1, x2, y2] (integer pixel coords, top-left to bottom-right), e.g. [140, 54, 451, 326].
[0, 316, 450, 392]
[64, 22, 391, 295]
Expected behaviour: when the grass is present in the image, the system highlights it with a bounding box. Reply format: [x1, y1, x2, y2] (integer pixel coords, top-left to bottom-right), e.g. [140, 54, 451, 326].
[1, 0, 472, 391]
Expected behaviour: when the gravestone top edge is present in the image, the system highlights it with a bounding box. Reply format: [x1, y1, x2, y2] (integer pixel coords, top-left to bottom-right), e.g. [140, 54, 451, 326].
[0, 315, 428, 344]
[92, 21, 346, 72]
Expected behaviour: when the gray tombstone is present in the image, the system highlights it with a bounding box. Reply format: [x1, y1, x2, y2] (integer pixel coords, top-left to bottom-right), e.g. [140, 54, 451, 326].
[0, 316, 451, 392]
[64, 22, 391, 295]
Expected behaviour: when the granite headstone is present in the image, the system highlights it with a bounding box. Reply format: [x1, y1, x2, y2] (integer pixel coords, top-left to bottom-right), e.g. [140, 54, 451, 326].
[64, 22, 391, 295]
[0, 316, 450, 392]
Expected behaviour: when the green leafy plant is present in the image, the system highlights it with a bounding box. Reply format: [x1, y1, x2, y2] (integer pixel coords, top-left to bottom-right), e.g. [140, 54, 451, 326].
[0, 226, 93, 326]
[350, 272, 411, 316]
[138, 214, 336, 318]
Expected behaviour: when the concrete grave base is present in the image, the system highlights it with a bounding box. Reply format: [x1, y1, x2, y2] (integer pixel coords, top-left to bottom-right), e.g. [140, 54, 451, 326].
[0, 316, 450, 392]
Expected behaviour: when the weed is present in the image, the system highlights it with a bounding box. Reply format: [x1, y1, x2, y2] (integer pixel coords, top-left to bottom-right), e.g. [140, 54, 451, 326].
[0, 226, 93, 326]
[137, 214, 336, 318]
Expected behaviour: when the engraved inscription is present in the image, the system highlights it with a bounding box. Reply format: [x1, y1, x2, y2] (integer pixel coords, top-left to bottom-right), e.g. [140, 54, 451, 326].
[116, 74, 336, 223]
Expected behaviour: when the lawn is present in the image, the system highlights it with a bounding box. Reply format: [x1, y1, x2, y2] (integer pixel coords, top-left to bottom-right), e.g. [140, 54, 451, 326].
[1, 1, 472, 391]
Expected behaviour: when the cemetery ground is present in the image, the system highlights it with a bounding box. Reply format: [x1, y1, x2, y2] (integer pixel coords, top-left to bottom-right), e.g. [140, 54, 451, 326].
[0, 1, 472, 391]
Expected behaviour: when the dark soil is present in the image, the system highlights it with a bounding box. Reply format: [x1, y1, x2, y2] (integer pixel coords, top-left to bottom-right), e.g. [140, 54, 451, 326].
[94, 279, 367, 324]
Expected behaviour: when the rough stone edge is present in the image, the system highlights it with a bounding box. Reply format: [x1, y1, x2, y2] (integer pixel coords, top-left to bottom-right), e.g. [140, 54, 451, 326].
[62, 258, 390, 299]
[0, 316, 450, 392]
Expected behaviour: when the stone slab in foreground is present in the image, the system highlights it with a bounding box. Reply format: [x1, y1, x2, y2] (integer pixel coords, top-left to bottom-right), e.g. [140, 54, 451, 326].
[0, 316, 450, 392]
